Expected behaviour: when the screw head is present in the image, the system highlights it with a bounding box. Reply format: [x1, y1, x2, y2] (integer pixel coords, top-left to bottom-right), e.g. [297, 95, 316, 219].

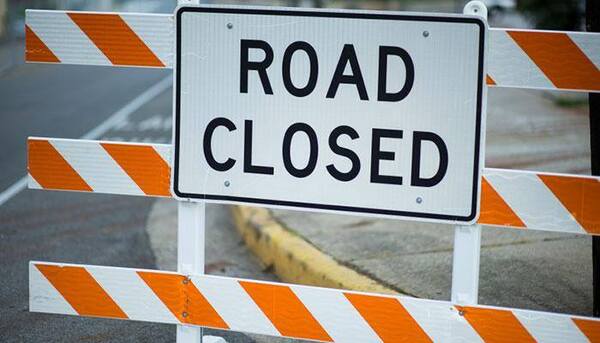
[224, 181, 230, 187]
[458, 310, 465, 316]
[182, 278, 189, 285]
[182, 311, 188, 318]
[227, 23, 233, 29]
[416, 197, 423, 204]
[422, 30, 429, 38]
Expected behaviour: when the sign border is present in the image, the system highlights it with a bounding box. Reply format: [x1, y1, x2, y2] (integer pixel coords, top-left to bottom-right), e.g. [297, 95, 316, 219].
[173, 5, 486, 223]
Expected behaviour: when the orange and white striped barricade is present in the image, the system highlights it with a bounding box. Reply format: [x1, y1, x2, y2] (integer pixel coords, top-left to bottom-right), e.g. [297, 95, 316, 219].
[25, 10, 172, 68]
[25, 10, 600, 93]
[30, 261, 600, 342]
[27, 137, 600, 236]
[22, 1, 600, 342]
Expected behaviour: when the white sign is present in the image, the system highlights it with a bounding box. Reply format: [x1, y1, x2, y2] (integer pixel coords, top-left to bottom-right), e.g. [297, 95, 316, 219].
[174, 6, 486, 223]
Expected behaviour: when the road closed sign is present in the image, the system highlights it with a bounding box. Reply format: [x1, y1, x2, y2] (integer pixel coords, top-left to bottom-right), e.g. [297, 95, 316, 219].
[174, 6, 487, 223]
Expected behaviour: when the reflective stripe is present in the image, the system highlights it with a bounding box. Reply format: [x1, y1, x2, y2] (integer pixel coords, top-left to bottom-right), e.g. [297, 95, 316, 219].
[30, 262, 600, 343]
[488, 29, 554, 90]
[24, 10, 600, 92]
[483, 169, 586, 234]
[29, 265, 77, 316]
[293, 286, 382, 342]
[88, 267, 178, 324]
[28, 139, 92, 192]
[514, 310, 589, 343]
[27, 138, 600, 236]
[137, 271, 229, 328]
[26, 10, 111, 66]
[67, 13, 164, 67]
[193, 277, 280, 336]
[50, 139, 144, 196]
[35, 263, 127, 319]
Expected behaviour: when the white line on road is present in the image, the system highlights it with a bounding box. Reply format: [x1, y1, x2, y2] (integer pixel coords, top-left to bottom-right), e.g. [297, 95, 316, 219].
[0, 75, 172, 208]
[0, 177, 28, 208]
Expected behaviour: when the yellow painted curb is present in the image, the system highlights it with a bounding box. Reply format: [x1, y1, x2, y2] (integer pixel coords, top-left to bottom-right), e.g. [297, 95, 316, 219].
[231, 205, 397, 295]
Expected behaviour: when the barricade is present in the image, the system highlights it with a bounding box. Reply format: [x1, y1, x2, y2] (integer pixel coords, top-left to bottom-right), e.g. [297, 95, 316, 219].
[24, 1, 600, 342]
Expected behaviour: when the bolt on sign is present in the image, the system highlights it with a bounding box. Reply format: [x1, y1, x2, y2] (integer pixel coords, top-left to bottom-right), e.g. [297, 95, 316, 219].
[173, 6, 487, 223]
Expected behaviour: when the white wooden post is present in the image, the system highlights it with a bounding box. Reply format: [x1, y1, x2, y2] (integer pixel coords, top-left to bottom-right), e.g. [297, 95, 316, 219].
[451, 225, 481, 304]
[177, 201, 206, 343]
[175, 1, 202, 342]
[450, 1, 487, 306]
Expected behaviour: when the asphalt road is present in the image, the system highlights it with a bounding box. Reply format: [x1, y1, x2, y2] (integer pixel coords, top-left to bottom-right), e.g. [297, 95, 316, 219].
[0, 42, 272, 342]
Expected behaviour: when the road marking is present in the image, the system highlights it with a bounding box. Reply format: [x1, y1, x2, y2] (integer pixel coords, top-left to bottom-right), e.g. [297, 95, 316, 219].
[0, 75, 172, 207]
[0, 177, 28, 208]
[80, 76, 172, 140]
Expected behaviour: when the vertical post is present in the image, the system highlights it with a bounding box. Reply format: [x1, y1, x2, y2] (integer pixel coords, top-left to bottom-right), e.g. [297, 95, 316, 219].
[450, 1, 487, 306]
[177, 201, 206, 342]
[178, 201, 206, 276]
[586, 0, 600, 318]
[451, 225, 482, 304]
[176, 0, 202, 341]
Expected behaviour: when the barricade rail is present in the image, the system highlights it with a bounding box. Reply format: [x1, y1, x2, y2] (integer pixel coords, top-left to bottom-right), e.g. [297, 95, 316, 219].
[30, 261, 600, 342]
[28, 137, 600, 235]
[25, 9, 600, 93]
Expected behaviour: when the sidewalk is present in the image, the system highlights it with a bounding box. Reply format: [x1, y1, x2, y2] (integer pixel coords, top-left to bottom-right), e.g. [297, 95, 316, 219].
[232, 87, 593, 317]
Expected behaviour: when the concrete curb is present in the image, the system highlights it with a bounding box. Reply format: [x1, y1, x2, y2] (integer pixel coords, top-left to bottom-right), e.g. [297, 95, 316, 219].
[230, 205, 396, 295]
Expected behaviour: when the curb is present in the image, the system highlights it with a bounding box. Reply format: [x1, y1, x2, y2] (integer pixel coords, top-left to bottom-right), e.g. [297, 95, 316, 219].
[230, 205, 397, 295]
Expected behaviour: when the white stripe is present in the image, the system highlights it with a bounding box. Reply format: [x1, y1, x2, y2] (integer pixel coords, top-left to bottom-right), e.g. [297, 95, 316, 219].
[292, 286, 381, 343]
[26, 10, 111, 65]
[400, 297, 483, 343]
[0, 177, 28, 207]
[192, 277, 280, 336]
[153, 144, 172, 165]
[569, 32, 600, 69]
[489, 29, 554, 89]
[120, 14, 174, 67]
[49, 139, 144, 196]
[29, 263, 77, 316]
[485, 171, 585, 233]
[30, 262, 600, 342]
[28, 174, 42, 189]
[514, 310, 589, 343]
[88, 267, 178, 324]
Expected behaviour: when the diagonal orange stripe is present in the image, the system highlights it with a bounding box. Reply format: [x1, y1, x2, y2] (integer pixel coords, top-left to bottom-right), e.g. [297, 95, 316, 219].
[456, 306, 535, 343]
[35, 264, 127, 319]
[101, 143, 170, 196]
[25, 25, 60, 63]
[478, 178, 526, 228]
[137, 272, 228, 329]
[67, 13, 164, 67]
[573, 318, 600, 342]
[539, 174, 600, 234]
[344, 293, 431, 343]
[486, 74, 496, 85]
[28, 139, 92, 192]
[507, 31, 600, 91]
[239, 281, 332, 342]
